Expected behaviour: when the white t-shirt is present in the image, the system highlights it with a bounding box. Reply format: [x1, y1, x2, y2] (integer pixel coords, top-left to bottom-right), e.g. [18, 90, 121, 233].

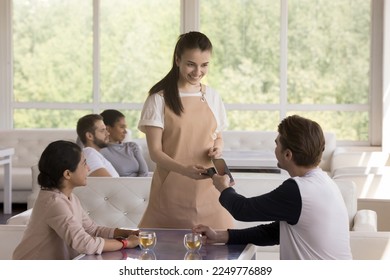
[280, 168, 352, 259]
[83, 147, 119, 177]
[138, 86, 228, 136]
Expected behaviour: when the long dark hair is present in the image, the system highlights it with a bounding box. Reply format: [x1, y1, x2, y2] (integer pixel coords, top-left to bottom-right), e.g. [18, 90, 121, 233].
[100, 109, 125, 127]
[149, 31, 213, 116]
[38, 140, 82, 190]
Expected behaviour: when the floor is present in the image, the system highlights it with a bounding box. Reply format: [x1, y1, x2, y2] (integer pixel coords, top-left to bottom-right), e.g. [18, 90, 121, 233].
[0, 203, 27, 224]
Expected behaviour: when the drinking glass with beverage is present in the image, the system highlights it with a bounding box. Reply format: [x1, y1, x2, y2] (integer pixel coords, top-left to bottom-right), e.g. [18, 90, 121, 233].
[183, 233, 202, 252]
[139, 231, 157, 250]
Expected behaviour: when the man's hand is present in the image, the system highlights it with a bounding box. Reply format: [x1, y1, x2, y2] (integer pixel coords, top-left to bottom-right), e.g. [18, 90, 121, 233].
[211, 174, 231, 192]
[192, 224, 229, 244]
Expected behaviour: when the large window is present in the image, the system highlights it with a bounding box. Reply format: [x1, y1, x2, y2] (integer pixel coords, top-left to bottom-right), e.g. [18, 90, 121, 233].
[201, 0, 370, 141]
[13, 0, 93, 128]
[287, 0, 370, 141]
[12, 0, 180, 132]
[8, 0, 373, 142]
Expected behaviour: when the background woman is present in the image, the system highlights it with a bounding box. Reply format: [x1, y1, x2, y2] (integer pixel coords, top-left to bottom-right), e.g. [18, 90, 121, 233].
[100, 109, 149, 177]
[13, 140, 139, 259]
[138, 31, 233, 229]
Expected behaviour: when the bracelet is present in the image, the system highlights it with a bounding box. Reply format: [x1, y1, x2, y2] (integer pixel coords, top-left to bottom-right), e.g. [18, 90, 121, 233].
[116, 238, 128, 249]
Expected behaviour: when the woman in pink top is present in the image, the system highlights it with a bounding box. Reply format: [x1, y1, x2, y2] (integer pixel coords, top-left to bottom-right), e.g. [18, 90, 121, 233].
[13, 140, 139, 260]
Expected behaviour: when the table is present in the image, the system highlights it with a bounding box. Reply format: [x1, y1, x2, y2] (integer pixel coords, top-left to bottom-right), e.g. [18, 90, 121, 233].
[223, 150, 280, 174]
[76, 229, 256, 260]
[0, 147, 14, 214]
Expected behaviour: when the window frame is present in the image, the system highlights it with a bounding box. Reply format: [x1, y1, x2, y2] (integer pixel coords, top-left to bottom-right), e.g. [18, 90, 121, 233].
[0, 0, 385, 146]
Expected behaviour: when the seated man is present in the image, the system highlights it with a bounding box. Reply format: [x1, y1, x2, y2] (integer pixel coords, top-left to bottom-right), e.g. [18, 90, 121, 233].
[193, 115, 352, 260]
[76, 114, 119, 177]
[100, 109, 149, 177]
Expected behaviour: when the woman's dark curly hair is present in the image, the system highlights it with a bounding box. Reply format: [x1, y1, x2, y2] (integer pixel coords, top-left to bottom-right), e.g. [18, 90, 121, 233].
[38, 140, 82, 190]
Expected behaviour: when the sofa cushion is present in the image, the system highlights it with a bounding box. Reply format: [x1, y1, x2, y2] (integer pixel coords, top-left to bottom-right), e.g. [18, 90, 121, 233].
[350, 231, 390, 260]
[6, 208, 32, 225]
[0, 225, 27, 260]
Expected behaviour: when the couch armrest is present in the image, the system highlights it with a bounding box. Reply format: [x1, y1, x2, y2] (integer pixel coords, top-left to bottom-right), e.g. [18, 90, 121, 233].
[6, 209, 32, 225]
[350, 231, 390, 259]
[352, 209, 377, 232]
[0, 225, 27, 260]
[331, 149, 390, 176]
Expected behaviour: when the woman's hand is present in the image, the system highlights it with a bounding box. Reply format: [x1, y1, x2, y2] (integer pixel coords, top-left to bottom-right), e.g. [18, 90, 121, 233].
[208, 146, 222, 159]
[126, 235, 140, 248]
[209, 132, 223, 159]
[182, 164, 209, 180]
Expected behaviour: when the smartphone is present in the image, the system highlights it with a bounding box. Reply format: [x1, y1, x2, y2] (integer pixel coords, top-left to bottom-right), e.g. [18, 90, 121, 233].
[202, 167, 217, 177]
[212, 158, 235, 186]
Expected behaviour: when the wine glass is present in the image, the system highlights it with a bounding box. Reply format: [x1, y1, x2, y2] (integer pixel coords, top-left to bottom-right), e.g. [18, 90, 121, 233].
[184, 251, 202, 260]
[139, 250, 157, 260]
[139, 231, 157, 250]
[183, 233, 202, 252]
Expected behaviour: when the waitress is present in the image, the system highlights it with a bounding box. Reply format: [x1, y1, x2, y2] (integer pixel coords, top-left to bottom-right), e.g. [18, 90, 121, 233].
[137, 31, 233, 229]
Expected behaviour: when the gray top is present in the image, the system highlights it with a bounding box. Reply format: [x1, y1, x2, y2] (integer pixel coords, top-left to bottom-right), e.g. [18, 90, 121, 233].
[100, 142, 149, 177]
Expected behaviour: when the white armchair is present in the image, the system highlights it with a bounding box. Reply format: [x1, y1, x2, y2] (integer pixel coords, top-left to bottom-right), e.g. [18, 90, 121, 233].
[334, 179, 377, 231]
[0, 225, 26, 260]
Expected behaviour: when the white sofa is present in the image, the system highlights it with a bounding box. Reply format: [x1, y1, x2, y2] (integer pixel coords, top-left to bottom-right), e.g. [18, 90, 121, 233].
[0, 129, 78, 203]
[0, 224, 26, 260]
[1, 129, 338, 203]
[3, 176, 381, 260]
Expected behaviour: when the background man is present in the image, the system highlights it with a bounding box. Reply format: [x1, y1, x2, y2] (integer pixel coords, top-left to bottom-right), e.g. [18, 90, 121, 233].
[76, 114, 119, 177]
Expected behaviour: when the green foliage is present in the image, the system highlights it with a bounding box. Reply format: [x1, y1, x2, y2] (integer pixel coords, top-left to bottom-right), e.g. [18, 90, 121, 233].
[287, 0, 370, 104]
[201, 0, 280, 104]
[12, 0, 370, 141]
[99, 0, 180, 103]
[290, 111, 369, 141]
[13, 0, 93, 103]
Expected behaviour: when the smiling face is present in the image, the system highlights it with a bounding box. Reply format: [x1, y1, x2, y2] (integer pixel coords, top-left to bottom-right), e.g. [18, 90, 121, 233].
[176, 48, 211, 88]
[106, 117, 127, 143]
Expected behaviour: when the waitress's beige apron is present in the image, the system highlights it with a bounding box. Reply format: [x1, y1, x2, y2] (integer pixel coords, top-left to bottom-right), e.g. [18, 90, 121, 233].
[138, 90, 233, 230]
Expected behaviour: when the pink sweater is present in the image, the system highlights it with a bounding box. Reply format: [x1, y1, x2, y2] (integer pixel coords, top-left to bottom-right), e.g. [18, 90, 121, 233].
[13, 189, 114, 259]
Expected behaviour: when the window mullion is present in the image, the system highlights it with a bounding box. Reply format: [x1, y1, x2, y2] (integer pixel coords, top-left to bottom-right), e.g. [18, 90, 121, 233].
[181, 0, 199, 33]
[93, 0, 100, 113]
[0, 0, 12, 129]
[279, 0, 288, 121]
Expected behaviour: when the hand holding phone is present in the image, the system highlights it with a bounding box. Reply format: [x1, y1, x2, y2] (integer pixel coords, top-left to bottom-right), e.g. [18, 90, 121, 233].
[212, 158, 235, 186]
[202, 167, 217, 177]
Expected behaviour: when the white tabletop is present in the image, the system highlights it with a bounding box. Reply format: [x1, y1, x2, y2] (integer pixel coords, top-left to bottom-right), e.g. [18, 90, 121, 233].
[223, 150, 277, 167]
[0, 147, 14, 214]
[0, 147, 15, 157]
